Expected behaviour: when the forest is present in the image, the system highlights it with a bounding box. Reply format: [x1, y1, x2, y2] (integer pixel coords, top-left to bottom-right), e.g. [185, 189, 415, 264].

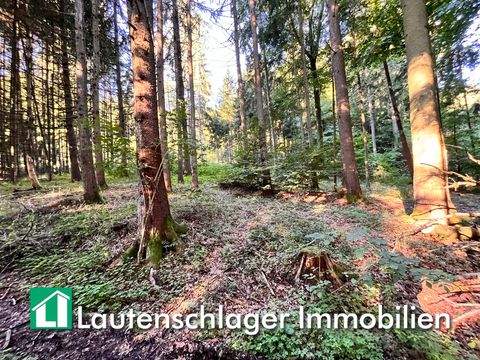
[0, 0, 479, 358]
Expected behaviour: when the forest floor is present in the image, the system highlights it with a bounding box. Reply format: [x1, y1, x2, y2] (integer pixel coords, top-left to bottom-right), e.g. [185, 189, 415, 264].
[0, 168, 479, 360]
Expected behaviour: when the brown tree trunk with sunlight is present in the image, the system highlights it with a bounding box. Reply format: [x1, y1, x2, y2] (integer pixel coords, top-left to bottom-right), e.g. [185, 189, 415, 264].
[75, 0, 102, 203]
[401, 0, 453, 220]
[327, 0, 362, 201]
[127, 0, 182, 267]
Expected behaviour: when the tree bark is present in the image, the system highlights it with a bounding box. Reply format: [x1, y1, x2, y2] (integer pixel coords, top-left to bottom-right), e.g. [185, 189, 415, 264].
[366, 85, 377, 155]
[231, 0, 247, 141]
[127, 0, 180, 267]
[113, 0, 128, 174]
[60, 0, 82, 182]
[327, 0, 362, 201]
[171, 0, 189, 182]
[91, 0, 107, 188]
[155, 0, 172, 191]
[186, 0, 199, 189]
[309, 55, 324, 147]
[248, 0, 270, 185]
[298, 9, 312, 146]
[75, 0, 102, 203]
[356, 74, 370, 190]
[8, 0, 20, 182]
[383, 60, 414, 176]
[401, 0, 453, 219]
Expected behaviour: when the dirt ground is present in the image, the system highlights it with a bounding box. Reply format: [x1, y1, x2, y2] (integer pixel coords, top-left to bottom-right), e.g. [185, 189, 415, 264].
[0, 179, 479, 359]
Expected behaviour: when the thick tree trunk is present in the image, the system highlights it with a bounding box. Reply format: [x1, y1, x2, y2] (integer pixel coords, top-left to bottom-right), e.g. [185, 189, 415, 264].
[383, 60, 414, 176]
[171, 0, 189, 182]
[75, 0, 102, 203]
[113, 0, 128, 174]
[127, 0, 181, 267]
[91, 0, 107, 188]
[186, 0, 199, 189]
[248, 0, 270, 185]
[401, 0, 453, 219]
[231, 0, 247, 141]
[59, 0, 82, 182]
[155, 0, 172, 191]
[327, 0, 362, 201]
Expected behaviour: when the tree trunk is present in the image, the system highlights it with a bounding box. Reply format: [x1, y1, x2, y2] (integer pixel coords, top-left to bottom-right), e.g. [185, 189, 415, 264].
[327, 0, 362, 201]
[75, 0, 102, 203]
[383, 60, 414, 176]
[155, 0, 172, 191]
[91, 0, 107, 188]
[356, 74, 370, 190]
[26, 155, 41, 189]
[309, 55, 324, 147]
[401, 0, 453, 219]
[23, 28, 37, 177]
[231, 0, 247, 142]
[8, 0, 20, 182]
[171, 0, 189, 182]
[113, 0, 128, 174]
[248, 0, 270, 185]
[186, 0, 199, 189]
[60, 0, 82, 182]
[366, 85, 377, 155]
[127, 0, 181, 267]
[298, 10, 312, 146]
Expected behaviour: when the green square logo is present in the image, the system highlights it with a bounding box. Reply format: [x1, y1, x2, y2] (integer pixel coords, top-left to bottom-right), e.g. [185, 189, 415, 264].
[29, 288, 73, 330]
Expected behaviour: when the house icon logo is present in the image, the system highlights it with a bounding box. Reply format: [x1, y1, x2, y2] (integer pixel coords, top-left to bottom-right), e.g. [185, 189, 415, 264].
[29, 288, 73, 330]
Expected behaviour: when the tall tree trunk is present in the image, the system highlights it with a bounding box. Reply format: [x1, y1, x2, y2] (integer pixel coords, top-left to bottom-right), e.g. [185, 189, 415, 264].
[357, 74, 370, 190]
[231, 0, 247, 142]
[463, 91, 475, 151]
[186, 0, 199, 189]
[383, 60, 414, 176]
[91, 0, 107, 188]
[171, 0, 189, 182]
[8, 0, 20, 182]
[366, 85, 377, 155]
[60, 0, 82, 181]
[327, 0, 362, 201]
[298, 10, 312, 146]
[309, 55, 324, 146]
[113, 0, 128, 174]
[248, 0, 270, 185]
[75, 0, 102, 203]
[127, 0, 181, 267]
[401, 0, 453, 219]
[155, 0, 172, 191]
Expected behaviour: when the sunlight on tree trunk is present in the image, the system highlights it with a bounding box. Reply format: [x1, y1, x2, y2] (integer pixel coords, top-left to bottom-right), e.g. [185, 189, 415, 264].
[401, 0, 454, 220]
[127, 0, 184, 267]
